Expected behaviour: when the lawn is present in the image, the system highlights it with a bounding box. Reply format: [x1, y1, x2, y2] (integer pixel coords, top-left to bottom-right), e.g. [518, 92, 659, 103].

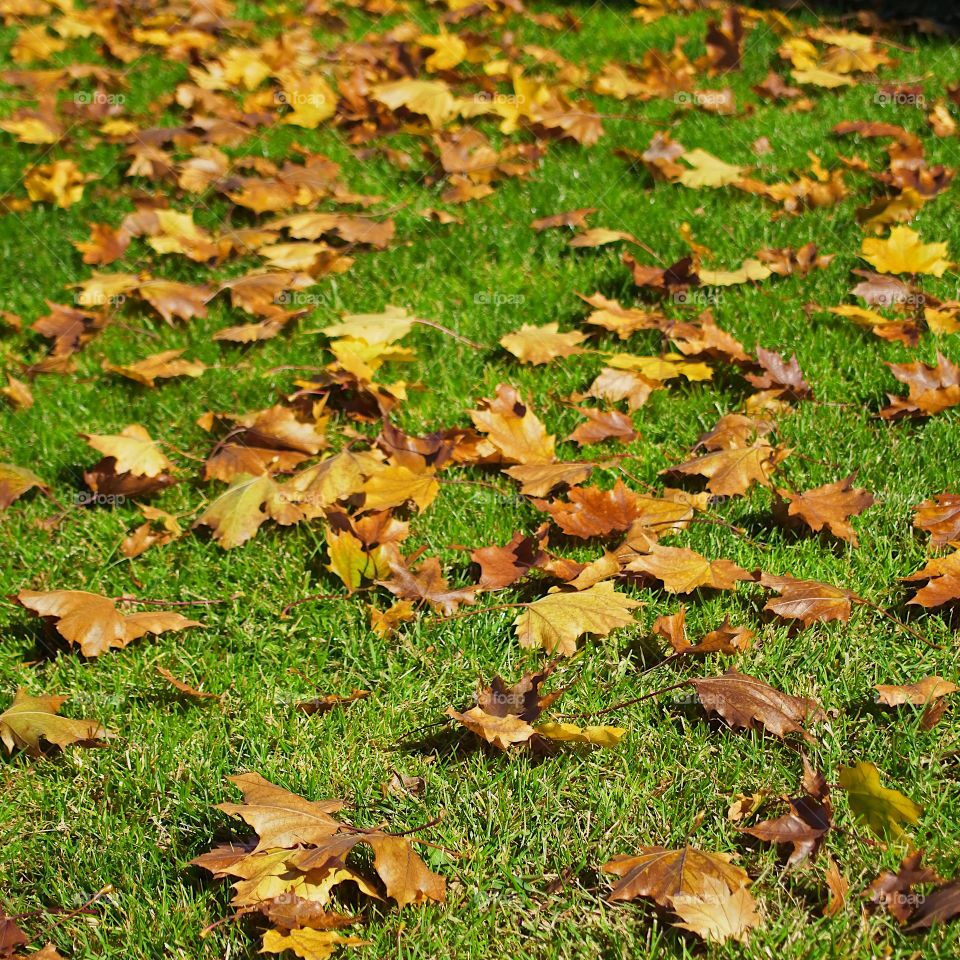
[1, 0, 959, 958]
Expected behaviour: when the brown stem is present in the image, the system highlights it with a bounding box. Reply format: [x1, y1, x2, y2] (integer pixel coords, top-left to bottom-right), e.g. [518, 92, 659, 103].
[560, 681, 690, 720]
[115, 593, 240, 607]
[854, 597, 942, 650]
[281, 587, 368, 617]
[412, 319, 485, 350]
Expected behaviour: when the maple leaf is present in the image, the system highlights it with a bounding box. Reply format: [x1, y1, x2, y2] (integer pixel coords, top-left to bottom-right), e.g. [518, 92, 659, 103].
[677, 148, 744, 188]
[514, 581, 640, 656]
[740, 757, 832, 865]
[16, 589, 201, 657]
[471, 527, 549, 591]
[102, 349, 206, 387]
[671, 877, 761, 944]
[881, 353, 960, 420]
[578, 292, 663, 340]
[0, 688, 108, 754]
[534, 480, 641, 538]
[360, 464, 439, 514]
[217, 772, 344, 852]
[567, 407, 636, 446]
[903, 551, 960, 608]
[623, 545, 752, 594]
[776, 476, 874, 544]
[261, 927, 368, 960]
[746, 347, 812, 401]
[907, 881, 960, 930]
[82, 425, 173, 478]
[913, 493, 960, 547]
[604, 846, 750, 907]
[866, 853, 944, 924]
[0, 463, 48, 509]
[838, 762, 922, 840]
[197, 473, 286, 549]
[760, 573, 855, 626]
[503, 462, 594, 497]
[379, 554, 477, 616]
[861, 226, 951, 276]
[664, 443, 787, 497]
[500, 323, 587, 365]
[875, 677, 957, 707]
[373, 79, 457, 127]
[469, 384, 555, 464]
[690, 670, 825, 743]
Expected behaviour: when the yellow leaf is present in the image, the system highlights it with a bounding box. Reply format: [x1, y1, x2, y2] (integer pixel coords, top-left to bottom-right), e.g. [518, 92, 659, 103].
[536, 721, 626, 747]
[320, 305, 417, 345]
[418, 30, 467, 72]
[373, 79, 457, 127]
[500, 323, 587, 365]
[861, 226, 951, 277]
[361, 464, 439, 513]
[606, 354, 712, 382]
[791, 67, 855, 88]
[514, 581, 640, 656]
[261, 926, 368, 960]
[838, 761, 922, 840]
[25, 159, 88, 207]
[83, 425, 173, 478]
[677, 149, 744, 189]
[697, 260, 773, 286]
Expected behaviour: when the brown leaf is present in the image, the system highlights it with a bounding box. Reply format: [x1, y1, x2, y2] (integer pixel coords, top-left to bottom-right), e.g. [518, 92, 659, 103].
[908, 881, 960, 930]
[881, 353, 960, 420]
[745, 347, 812, 401]
[217, 772, 344, 853]
[760, 573, 855, 626]
[604, 846, 750, 907]
[379, 554, 477, 616]
[866, 852, 943, 924]
[0, 463, 48, 509]
[0, 688, 108, 754]
[16, 589, 201, 657]
[567, 407, 636, 446]
[471, 527, 549, 591]
[913, 492, 960, 546]
[690, 670, 825, 742]
[102, 349, 206, 387]
[531, 207, 595, 231]
[368, 834, 446, 907]
[875, 677, 958, 706]
[903, 551, 960, 608]
[534, 480, 641, 538]
[503, 462, 593, 497]
[671, 877, 760, 944]
[156, 666, 222, 701]
[776, 476, 874, 544]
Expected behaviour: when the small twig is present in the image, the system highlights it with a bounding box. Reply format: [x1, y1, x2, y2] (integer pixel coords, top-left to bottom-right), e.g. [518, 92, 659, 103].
[412, 318, 486, 350]
[854, 597, 942, 650]
[560, 681, 690, 721]
[281, 588, 367, 617]
[115, 593, 240, 607]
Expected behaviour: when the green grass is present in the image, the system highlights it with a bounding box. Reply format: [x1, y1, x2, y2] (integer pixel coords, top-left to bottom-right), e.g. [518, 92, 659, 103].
[1, 2, 960, 958]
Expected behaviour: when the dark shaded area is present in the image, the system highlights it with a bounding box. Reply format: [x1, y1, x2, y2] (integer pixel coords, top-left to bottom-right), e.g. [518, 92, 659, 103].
[750, 0, 960, 31]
